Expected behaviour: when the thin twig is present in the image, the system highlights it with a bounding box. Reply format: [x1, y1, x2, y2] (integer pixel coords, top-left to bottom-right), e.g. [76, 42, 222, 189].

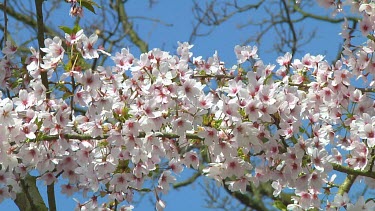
[3, 0, 7, 46]
[35, 0, 50, 99]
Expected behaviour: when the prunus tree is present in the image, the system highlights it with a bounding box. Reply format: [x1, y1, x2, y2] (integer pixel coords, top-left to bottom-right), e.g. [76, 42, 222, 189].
[0, 0, 375, 211]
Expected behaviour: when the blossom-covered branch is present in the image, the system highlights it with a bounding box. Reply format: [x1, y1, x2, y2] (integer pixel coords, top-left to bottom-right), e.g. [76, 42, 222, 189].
[1, 1, 375, 211]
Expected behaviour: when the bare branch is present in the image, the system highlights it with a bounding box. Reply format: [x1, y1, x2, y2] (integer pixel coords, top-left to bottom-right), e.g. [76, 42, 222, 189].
[0, 3, 59, 38]
[115, 0, 148, 53]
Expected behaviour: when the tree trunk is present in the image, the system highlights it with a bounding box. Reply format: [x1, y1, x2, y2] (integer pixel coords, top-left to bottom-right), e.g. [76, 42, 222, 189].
[15, 174, 48, 211]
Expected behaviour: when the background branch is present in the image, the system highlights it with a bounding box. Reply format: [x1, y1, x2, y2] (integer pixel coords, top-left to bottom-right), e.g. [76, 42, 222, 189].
[115, 0, 148, 53]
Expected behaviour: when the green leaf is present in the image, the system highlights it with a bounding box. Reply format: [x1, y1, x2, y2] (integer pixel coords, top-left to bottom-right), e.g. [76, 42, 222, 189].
[59, 25, 72, 34]
[138, 188, 152, 192]
[62, 92, 73, 100]
[82, 0, 100, 7]
[73, 24, 82, 33]
[299, 126, 306, 133]
[199, 70, 206, 75]
[367, 34, 375, 42]
[59, 24, 82, 35]
[80, 0, 100, 14]
[100, 191, 107, 197]
[202, 114, 213, 126]
[212, 119, 223, 129]
[273, 200, 287, 211]
[290, 136, 298, 144]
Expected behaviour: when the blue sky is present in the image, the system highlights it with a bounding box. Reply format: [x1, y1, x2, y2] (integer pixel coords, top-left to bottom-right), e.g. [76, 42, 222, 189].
[0, 1, 368, 211]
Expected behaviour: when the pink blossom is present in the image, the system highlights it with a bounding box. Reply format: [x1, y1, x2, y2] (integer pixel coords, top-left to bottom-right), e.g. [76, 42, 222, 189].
[14, 89, 35, 111]
[0, 99, 16, 126]
[158, 171, 176, 194]
[21, 123, 37, 139]
[112, 48, 134, 70]
[347, 196, 375, 211]
[61, 184, 78, 196]
[172, 117, 193, 137]
[183, 151, 199, 169]
[80, 33, 99, 59]
[179, 79, 203, 100]
[277, 52, 292, 66]
[226, 175, 250, 194]
[176, 41, 193, 61]
[65, 29, 84, 45]
[2, 41, 17, 55]
[223, 157, 252, 178]
[26, 47, 40, 75]
[359, 3, 375, 15]
[360, 15, 373, 36]
[271, 181, 282, 197]
[79, 69, 101, 91]
[168, 158, 183, 174]
[234, 45, 258, 63]
[110, 173, 129, 192]
[40, 172, 57, 185]
[41, 36, 65, 63]
[332, 192, 350, 207]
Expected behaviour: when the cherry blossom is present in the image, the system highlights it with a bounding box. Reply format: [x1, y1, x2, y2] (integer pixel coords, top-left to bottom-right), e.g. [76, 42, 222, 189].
[41, 36, 65, 64]
[347, 196, 375, 211]
[112, 48, 134, 70]
[65, 29, 84, 45]
[80, 33, 100, 59]
[234, 45, 258, 63]
[157, 170, 176, 194]
[2, 40, 17, 55]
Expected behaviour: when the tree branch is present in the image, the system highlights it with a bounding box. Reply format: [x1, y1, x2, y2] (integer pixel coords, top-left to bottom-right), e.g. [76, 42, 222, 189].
[0, 2, 58, 37]
[332, 163, 375, 179]
[15, 174, 48, 211]
[338, 174, 357, 196]
[173, 172, 201, 189]
[47, 184, 56, 211]
[36, 131, 204, 142]
[293, 4, 359, 23]
[35, 0, 50, 99]
[223, 183, 270, 211]
[2, 0, 8, 46]
[115, 0, 148, 53]
[35, 2, 55, 210]
[281, 0, 297, 57]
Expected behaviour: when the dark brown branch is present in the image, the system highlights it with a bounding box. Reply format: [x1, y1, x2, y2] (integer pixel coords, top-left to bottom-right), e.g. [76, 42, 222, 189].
[47, 184, 56, 211]
[35, 0, 50, 99]
[281, 0, 297, 57]
[37, 131, 204, 142]
[35, 1, 55, 210]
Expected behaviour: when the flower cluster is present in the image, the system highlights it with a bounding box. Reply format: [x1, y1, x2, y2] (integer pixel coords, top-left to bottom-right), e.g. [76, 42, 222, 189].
[0, 1, 375, 210]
